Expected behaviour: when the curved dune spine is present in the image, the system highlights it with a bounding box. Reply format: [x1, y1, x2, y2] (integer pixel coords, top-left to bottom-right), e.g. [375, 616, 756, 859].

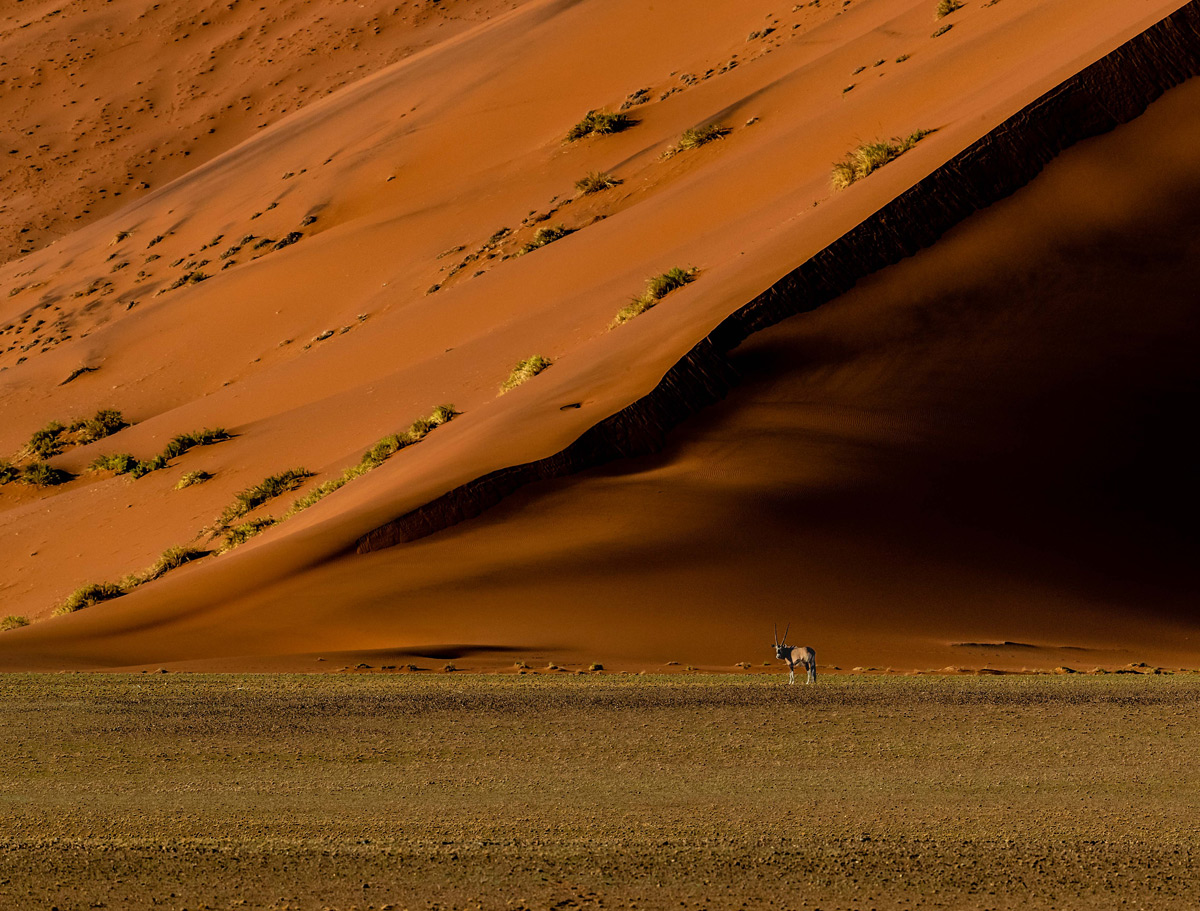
[350, 1, 1200, 554]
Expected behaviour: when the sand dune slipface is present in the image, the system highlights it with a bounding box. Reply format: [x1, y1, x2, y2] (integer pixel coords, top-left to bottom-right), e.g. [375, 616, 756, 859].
[0, 0, 1197, 671]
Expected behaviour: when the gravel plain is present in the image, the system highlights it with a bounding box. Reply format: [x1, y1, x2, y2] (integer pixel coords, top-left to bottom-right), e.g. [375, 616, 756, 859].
[1, 673, 1197, 910]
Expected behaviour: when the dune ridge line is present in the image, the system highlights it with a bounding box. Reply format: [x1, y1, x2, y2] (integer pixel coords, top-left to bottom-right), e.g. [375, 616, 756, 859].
[356, 0, 1200, 555]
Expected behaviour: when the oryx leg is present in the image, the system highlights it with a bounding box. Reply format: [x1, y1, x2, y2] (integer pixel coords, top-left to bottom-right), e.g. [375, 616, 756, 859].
[788, 662, 795, 685]
[806, 661, 817, 685]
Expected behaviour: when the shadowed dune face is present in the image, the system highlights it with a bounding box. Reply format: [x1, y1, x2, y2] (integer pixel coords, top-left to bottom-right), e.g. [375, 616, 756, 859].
[7, 74, 1200, 674]
[225, 76, 1200, 672]
[0, 0, 1196, 671]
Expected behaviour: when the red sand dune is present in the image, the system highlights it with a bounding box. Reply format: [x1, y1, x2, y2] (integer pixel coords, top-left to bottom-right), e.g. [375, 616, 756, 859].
[0, 0, 1197, 672]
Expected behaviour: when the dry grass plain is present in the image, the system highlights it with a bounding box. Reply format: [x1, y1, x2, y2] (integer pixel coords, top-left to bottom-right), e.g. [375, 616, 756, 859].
[1, 674, 1197, 910]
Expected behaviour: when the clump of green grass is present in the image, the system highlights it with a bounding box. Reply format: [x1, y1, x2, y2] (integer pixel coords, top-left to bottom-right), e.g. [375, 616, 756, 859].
[19, 462, 74, 487]
[663, 123, 730, 157]
[17, 410, 129, 471]
[500, 356, 552, 394]
[286, 477, 351, 515]
[161, 428, 232, 460]
[610, 266, 698, 327]
[90, 452, 138, 474]
[70, 409, 128, 444]
[936, 0, 963, 17]
[574, 171, 622, 195]
[218, 469, 312, 527]
[219, 518, 277, 551]
[0, 616, 30, 631]
[520, 225, 573, 254]
[428, 404, 456, 426]
[285, 405, 457, 517]
[166, 271, 209, 291]
[565, 109, 635, 142]
[0, 460, 20, 485]
[175, 470, 212, 489]
[831, 130, 932, 189]
[56, 581, 126, 615]
[141, 545, 207, 582]
[27, 422, 67, 459]
[52, 544, 211, 616]
[91, 428, 231, 479]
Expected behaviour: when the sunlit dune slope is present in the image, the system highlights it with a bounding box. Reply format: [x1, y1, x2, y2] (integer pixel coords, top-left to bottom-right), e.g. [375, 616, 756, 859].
[0, 0, 521, 262]
[0, 0, 1196, 670]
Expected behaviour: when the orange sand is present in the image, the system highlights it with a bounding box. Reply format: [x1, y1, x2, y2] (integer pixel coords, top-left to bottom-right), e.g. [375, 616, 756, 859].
[0, 0, 1196, 672]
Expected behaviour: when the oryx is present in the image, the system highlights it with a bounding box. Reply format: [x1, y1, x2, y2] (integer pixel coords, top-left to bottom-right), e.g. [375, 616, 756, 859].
[774, 623, 816, 685]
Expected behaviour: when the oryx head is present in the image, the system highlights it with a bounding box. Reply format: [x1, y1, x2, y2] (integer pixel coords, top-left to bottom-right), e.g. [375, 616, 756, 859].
[773, 622, 791, 660]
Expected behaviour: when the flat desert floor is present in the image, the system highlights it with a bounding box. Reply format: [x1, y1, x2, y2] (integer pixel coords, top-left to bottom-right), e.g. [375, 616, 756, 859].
[1, 674, 1196, 910]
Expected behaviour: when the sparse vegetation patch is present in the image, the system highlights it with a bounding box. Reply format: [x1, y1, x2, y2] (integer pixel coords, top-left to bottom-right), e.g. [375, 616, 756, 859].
[936, 0, 963, 17]
[663, 124, 730, 157]
[218, 469, 313, 528]
[27, 422, 67, 459]
[519, 225, 573, 254]
[0, 615, 29, 631]
[141, 546, 206, 582]
[285, 405, 456, 517]
[611, 267, 698, 327]
[54, 543, 211, 617]
[565, 110, 635, 142]
[500, 356, 552, 394]
[18, 462, 74, 487]
[90, 428, 232, 479]
[831, 130, 932, 189]
[56, 581, 126, 616]
[175, 470, 212, 489]
[12, 410, 129, 473]
[219, 518, 277, 551]
[574, 171, 622, 195]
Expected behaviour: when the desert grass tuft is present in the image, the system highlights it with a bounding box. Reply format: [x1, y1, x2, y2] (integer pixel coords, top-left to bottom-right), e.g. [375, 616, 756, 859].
[218, 469, 312, 527]
[91, 427, 231, 479]
[219, 518, 277, 551]
[565, 110, 635, 142]
[90, 452, 138, 474]
[610, 266, 698, 327]
[663, 123, 730, 157]
[285, 405, 457, 517]
[935, 0, 963, 17]
[574, 171, 622, 195]
[141, 545, 207, 582]
[519, 225, 573, 254]
[0, 460, 20, 485]
[57, 581, 126, 615]
[26, 422, 67, 459]
[70, 408, 128, 444]
[53, 544, 210, 615]
[19, 462, 74, 486]
[161, 428, 232, 460]
[175, 470, 212, 489]
[831, 130, 932, 189]
[500, 356, 552, 394]
[0, 615, 30, 631]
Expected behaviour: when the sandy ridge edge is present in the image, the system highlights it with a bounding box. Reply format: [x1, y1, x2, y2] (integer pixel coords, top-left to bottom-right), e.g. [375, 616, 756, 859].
[349, 0, 1200, 553]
